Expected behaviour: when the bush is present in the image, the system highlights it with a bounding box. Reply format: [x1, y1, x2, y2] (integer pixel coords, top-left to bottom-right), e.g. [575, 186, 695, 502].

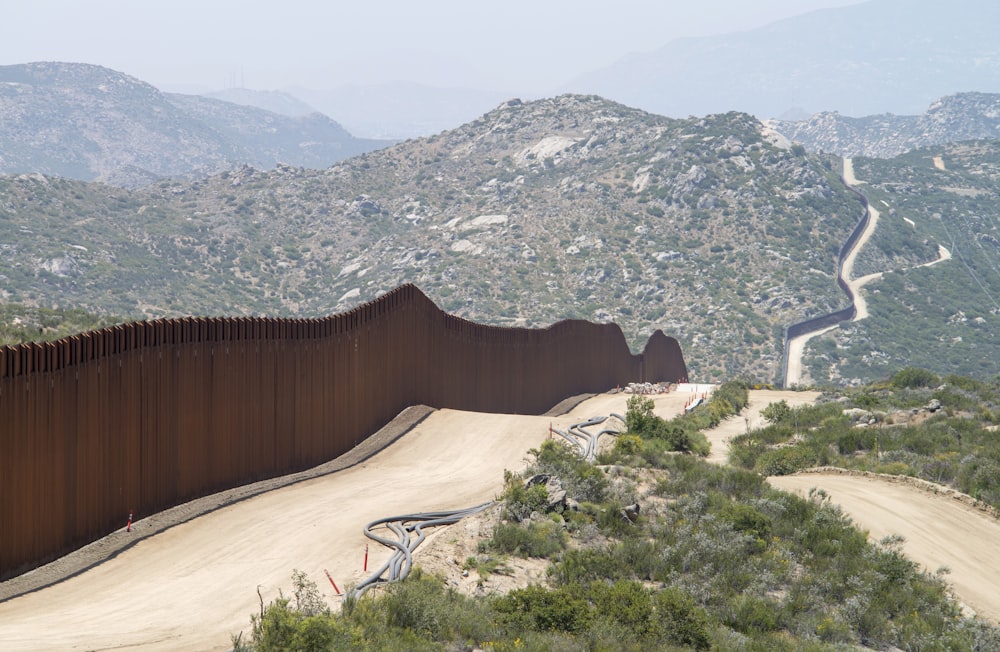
[613, 433, 643, 457]
[653, 587, 712, 650]
[493, 585, 592, 634]
[500, 470, 550, 521]
[719, 502, 772, 542]
[489, 520, 567, 558]
[761, 400, 792, 424]
[624, 395, 709, 455]
[529, 440, 609, 503]
[755, 447, 811, 476]
[891, 367, 940, 389]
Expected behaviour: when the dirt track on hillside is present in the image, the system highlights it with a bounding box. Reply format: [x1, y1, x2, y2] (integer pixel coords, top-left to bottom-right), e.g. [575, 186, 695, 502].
[708, 393, 1000, 624]
[769, 472, 1000, 622]
[703, 390, 820, 464]
[0, 392, 688, 651]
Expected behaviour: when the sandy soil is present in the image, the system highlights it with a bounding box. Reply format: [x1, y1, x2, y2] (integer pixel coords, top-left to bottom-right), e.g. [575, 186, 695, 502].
[6, 385, 997, 648]
[784, 325, 836, 388]
[933, 155, 947, 171]
[703, 390, 821, 464]
[0, 392, 688, 651]
[842, 156, 861, 185]
[769, 473, 1000, 623]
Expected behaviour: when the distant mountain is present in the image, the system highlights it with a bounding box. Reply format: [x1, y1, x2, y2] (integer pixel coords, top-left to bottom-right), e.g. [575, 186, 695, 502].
[767, 92, 1000, 158]
[0, 62, 390, 187]
[203, 88, 317, 117]
[290, 82, 513, 139]
[164, 94, 387, 171]
[565, 0, 1000, 120]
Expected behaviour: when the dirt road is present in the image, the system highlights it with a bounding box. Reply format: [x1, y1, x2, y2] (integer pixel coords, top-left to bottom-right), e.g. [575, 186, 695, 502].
[0, 392, 688, 651]
[706, 392, 1000, 623]
[703, 390, 820, 464]
[769, 473, 1000, 623]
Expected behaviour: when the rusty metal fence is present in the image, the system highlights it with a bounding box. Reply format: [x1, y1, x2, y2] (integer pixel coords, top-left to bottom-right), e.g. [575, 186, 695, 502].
[0, 284, 686, 580]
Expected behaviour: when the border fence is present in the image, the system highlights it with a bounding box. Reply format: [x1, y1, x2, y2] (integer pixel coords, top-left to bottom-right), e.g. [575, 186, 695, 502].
[1, 284, 686, 580]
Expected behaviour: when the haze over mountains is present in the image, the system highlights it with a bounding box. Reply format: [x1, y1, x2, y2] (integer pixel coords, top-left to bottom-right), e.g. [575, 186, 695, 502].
[567, 0, 1000, 123]
[197, 0, 1000, 140]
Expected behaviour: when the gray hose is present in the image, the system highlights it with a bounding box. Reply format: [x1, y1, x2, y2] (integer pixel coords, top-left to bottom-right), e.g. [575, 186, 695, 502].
[347, 502, 493, 599]
[553, 415, 622, 462]
[348, 411, 626, 600]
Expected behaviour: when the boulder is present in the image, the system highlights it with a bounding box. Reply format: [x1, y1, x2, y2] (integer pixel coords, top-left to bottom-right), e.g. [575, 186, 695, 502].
[526, 474, 568, 512]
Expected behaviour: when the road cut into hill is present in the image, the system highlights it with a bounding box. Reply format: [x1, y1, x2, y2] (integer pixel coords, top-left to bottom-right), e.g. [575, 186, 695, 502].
[769, 472, 1000, 623]
[0, 391, 690, 651]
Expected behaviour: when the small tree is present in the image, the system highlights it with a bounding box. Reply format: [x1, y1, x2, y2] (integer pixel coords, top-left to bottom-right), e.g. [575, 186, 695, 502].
[761, 400, 792, 424]
[891, 367, 940, 389]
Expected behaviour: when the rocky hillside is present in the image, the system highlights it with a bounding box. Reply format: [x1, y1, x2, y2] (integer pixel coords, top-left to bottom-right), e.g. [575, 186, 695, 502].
[768, 92, 1000, 158]
[0, 94, 863, 383]
[0, 62, 388, 187]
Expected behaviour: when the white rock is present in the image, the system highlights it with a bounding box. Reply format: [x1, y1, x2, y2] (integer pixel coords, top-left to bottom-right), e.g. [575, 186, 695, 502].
[338, 288, 361, 303]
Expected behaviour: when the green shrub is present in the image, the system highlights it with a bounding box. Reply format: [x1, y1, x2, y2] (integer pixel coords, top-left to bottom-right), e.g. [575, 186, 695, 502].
[891, 367, 940, 389]
[489, 520, 567, 558]
[653, 587, 712, 650]
[500, 470, 549, 521]
[755, 447, 811, 476]
[529, 440, 610, 503]
[612, 433, 643, 456]
[761, 399, 792, 423]
[493, 585, 592, 634]
[719, 502, 772, 542]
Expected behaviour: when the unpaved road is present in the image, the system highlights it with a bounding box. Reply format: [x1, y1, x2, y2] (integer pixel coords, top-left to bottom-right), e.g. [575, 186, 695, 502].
[0, 392, 689, 651]
[784, 157, 953, 387]
[703, 390, 820, 464]
[4, 387, 997, 648]
[770, 473, 1000, 623]
[708, 393, 1000, 624]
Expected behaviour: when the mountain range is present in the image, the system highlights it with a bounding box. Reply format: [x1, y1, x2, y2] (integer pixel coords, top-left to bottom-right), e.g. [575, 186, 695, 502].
[0, 92, 869, 383]
[768, 92, 1000, 158]
[0, 62, 389, 188]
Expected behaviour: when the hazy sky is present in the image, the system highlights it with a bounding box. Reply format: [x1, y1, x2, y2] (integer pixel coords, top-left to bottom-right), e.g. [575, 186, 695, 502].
[4, 1, 866, 94]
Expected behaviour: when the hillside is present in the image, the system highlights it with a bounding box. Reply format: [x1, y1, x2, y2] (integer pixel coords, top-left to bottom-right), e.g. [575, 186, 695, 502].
[768, 92, 1000, 158]
[0, 62, 389, 187]
[0, 94, 865, 383]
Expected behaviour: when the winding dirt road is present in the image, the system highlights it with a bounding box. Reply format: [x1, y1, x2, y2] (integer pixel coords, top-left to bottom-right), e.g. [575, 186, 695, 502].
[699, 391, 1000, 624]
[0, 392, 690, 651]
[702, 390, 819, 464]
[769, 473, 1000, 622]
[784, 158, 880, 386]
[3, 385, 996, 648]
